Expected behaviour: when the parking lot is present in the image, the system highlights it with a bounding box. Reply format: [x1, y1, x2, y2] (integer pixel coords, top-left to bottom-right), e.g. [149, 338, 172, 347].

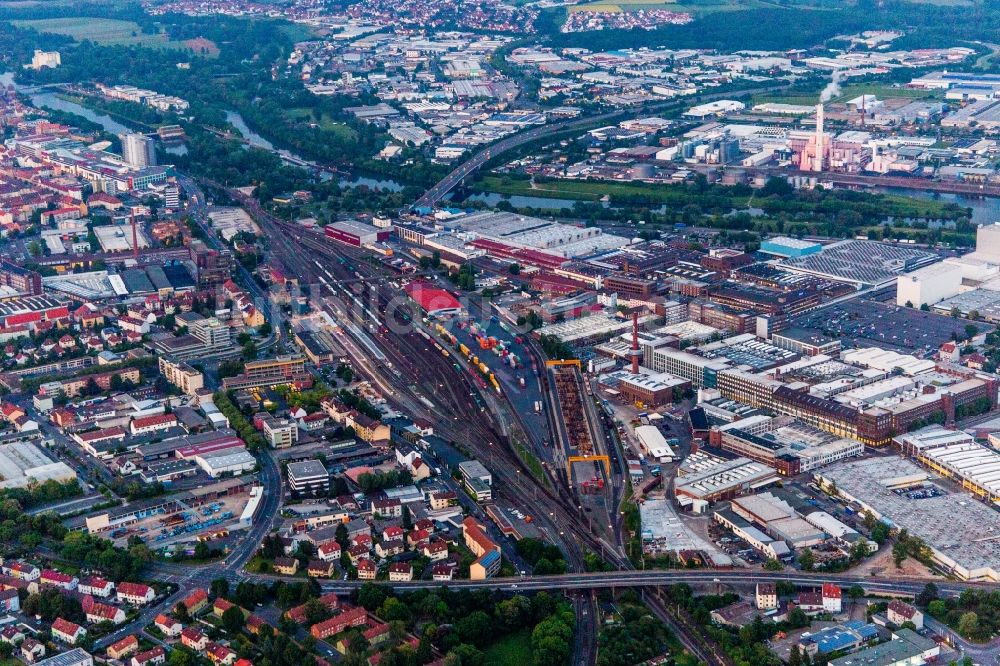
[793, 298, 992, 355]
[111, 493, 250, 550]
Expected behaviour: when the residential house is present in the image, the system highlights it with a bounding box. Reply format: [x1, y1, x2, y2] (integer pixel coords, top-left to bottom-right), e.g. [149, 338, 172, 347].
[310, 607, 368, 639]
[430, 491, 457, 510]
[206, 644, 237, 666]
[388, 563, 413, 582]
[357, 559, 376, 580]
[0, 588, 19, 613]
[2, 562, 39, 581]
[181, 589, 209, 614]
[117, 582, 155, 605]
[1, 626, 24, 645]
[422, 540, 448, 562]
[307, 560, 334, 578]
[273, 558, 299, 575]
[131, 647, 166, 666]
[21, 638, 45, 663]
[107, 636, 139, 660]
[887, 600, 924, 630]
[52, 618, 86, 645]
[40, 569, 77, 590]
[375, 538, 404, 559]
[370, 499, 401, 519]
[431, 563, 454, 581]
[348, 545, 370, 565]
[317, 541, 341, 562]
[79, 576, 114, 598]
[154, 614, 182, 637]
[755, 583, 778, 611]
[181, 627, 208, 651]
[212, 598, 235, 618]
[86, 601, 126, 625]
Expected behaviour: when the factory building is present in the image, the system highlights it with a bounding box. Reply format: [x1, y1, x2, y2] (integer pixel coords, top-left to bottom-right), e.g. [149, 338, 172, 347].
[895, 426, 1000, 503]
[616, 372, 690, 408]
[635, 425, 676, 462]
[0, 295, 70, 339]
[896, 261, 964, 308]
[760, 237, 822, 258]
[674, 452, 780, 504]
[645, 346, 730, 388]
[324, 220, 389, 247]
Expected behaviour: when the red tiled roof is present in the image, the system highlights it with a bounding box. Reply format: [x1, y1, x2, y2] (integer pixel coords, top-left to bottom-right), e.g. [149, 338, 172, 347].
[52, 617, 82, 636]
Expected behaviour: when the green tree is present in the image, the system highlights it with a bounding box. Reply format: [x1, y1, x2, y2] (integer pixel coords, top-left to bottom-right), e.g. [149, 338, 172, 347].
[211, 578, 229, 599]
[222, 605, 245, 635]
[357, 582, 388, 611]
[798, 548, 815, 571]
[763, 558, 783, 571]
[957, 611, 979, 639]
[174, 602, 190, 622]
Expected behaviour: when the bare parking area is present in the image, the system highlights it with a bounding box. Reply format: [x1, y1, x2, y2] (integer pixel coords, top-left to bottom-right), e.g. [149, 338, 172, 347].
[793, 298, 992, 356]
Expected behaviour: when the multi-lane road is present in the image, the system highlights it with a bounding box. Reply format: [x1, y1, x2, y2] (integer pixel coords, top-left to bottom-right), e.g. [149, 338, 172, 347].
[411, 82, 792, 210]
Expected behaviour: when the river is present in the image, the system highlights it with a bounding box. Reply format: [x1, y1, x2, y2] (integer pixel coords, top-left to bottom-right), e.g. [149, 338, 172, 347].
[224, 109, 274, 151]
[223, 108, 403, 190]
[465, 184, 1000, 222]
[2, 71, 134, 135]
[8, 70, 996, 211]
[871, 186, 1000, 226]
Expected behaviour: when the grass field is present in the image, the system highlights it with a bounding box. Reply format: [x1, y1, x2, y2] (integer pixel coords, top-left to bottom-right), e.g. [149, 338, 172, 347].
[284, 108, 357, 140]
[12, 17, 187, 48]
[672, 0, 852, 14]
[484, 630, 533, 666]
[752, 83, 939, 106]
[569, 0, 678, 13]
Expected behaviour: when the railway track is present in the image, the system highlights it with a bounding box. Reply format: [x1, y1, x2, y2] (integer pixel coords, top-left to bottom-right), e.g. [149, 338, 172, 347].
[221, 202, 624, 570]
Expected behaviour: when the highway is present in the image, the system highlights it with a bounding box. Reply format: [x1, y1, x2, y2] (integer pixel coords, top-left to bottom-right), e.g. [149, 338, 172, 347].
[411, 83, 792, 210]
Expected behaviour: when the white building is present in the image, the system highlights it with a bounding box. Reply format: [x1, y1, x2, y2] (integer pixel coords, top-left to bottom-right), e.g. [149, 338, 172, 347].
[195, 449, 257, 478]
[896, 261, 963, 307]
[635, 425, 676, 462]
[121, 133, 157, 169]
[26, 50, 60, 70]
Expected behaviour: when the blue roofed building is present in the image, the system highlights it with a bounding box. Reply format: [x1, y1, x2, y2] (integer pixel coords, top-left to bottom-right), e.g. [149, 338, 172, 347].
[471, 549, 501, 580]
[800, 621, 880, 657]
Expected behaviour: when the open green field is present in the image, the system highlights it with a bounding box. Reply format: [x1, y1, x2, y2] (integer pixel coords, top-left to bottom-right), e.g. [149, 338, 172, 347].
[570, 0, 678, 13]
[484, 630, 532, 666]
[752, 82, 939, 106]
[12, 17, 187, 48]
[284, 108, 357, 140]
[672, 0, 851, 14]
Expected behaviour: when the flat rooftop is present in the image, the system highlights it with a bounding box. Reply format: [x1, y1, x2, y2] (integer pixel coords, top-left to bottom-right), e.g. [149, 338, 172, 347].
[817, 456, 1000, 580]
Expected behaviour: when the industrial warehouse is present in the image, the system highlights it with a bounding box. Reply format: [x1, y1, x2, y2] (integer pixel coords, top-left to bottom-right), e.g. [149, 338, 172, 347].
[816, 456, 1000, 582]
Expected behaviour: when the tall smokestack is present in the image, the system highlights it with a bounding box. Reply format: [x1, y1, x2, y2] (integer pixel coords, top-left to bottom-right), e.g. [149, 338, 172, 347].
[131, 215, 139, 261]
[814, 104, 825, 172]
[631, 311, 640, 375]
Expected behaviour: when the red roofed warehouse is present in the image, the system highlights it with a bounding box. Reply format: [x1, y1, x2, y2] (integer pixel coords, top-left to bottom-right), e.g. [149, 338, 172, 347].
[404, 282, 463, 317]
[324, 220, 388, 248]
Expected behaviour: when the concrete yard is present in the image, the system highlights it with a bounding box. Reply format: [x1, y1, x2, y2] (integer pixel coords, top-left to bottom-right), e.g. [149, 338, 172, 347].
[639, 497, 730, 565]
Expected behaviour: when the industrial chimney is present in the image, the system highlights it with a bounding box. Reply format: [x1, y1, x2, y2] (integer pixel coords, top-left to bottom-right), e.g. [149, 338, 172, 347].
[131, 215, 139, 261]
[814, 103, 825, 172]
[630, 311, 640, 375]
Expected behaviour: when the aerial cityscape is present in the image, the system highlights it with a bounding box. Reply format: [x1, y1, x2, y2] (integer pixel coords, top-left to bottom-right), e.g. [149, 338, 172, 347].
[0, 0, 1000, 665]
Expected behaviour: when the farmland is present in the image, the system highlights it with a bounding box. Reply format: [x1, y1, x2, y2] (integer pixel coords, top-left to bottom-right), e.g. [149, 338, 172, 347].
[12, 17, 188, 48]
